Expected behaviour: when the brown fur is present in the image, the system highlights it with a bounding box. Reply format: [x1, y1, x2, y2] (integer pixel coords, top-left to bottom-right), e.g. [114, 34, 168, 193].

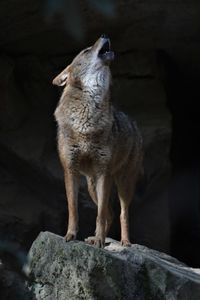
[53, 36, 143, 247]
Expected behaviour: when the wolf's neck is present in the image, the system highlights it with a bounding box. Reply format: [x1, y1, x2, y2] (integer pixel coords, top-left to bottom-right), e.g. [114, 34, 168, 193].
[82, 85, 110, 106]
[57, 84, 112, 135]
[82, 70, 111, 101]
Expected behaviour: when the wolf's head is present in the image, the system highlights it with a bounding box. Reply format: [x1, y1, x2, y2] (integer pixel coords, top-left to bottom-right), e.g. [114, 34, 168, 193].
[52, 35, 114, 90]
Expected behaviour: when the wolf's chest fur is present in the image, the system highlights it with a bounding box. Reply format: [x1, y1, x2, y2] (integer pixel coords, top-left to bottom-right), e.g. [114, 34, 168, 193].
[54, 86, 115, 173]
[56, 95, 111, 133]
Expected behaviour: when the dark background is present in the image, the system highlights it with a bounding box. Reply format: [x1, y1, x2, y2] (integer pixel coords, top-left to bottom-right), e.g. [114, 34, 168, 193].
[0, 0, 200, 268]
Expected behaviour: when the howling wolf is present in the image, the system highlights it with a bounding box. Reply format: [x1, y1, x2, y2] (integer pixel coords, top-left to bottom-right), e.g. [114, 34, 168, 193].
[53, 35, 143, 247]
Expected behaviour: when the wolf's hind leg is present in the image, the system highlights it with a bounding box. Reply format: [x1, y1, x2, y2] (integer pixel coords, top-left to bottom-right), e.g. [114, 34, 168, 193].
[86, 176, 113, 241]
[105, 204, 113, 236]
[85, 204, 113, 245]
[87, 176, 98, 205]
[115, 167, 137, 247]
[86, 174, 112, 247]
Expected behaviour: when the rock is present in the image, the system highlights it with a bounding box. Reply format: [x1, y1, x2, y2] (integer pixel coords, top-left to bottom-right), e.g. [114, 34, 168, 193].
[0, 55, 60, 177]
[112, 51, 156, 78]
[0, 0, 200, 66]
[0, 259, 33, 300]
[28, 231, 200, 300]
[0, 56, 28, 130]
[0, 147, 67, 250]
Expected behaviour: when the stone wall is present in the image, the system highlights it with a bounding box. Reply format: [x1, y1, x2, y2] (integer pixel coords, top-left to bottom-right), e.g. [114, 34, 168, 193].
[1, 0, 200, 267]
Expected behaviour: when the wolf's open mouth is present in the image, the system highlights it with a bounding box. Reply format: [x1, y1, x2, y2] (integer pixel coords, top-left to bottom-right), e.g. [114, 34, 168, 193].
[98, 39, 114, 62]
[99, 40, 110, 55]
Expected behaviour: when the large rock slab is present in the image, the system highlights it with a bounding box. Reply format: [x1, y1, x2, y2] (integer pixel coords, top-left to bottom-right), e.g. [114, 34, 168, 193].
[28, 231, 200, 300]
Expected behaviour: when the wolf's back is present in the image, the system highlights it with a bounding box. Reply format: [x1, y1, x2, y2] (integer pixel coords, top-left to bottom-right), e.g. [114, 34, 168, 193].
[112, 109, 142, 144]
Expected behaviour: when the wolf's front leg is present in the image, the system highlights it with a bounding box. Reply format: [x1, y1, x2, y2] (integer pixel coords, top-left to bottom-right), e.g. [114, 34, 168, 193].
[64, 169, 80, 241]
[88, 174, 112, 248]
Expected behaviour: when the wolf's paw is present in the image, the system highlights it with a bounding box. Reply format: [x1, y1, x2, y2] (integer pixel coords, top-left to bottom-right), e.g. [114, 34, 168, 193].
[85, 236, 105, 248]
[64, 232, 76, 242]
[121, 239, 131, 247]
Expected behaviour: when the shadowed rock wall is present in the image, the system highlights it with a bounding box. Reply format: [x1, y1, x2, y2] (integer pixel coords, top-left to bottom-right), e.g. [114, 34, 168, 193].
[0, 0, 200, 267]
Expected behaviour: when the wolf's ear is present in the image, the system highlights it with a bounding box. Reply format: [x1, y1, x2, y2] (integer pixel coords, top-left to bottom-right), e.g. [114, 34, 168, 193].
[52, 65, 71, 86]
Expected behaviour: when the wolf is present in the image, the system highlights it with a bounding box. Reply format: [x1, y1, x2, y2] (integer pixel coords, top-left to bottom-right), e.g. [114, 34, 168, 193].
[53, 34, 143, 247]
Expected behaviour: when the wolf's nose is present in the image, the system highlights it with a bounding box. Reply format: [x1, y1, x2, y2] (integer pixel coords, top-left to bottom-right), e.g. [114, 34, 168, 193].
[101, 34, 108, 39]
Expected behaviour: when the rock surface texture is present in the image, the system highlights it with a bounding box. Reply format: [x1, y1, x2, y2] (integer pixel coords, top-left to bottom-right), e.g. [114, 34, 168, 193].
[28, 232, 200, 300]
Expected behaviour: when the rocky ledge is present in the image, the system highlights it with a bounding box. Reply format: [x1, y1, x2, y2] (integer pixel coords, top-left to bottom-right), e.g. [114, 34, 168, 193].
[27, 231, 200, 300]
